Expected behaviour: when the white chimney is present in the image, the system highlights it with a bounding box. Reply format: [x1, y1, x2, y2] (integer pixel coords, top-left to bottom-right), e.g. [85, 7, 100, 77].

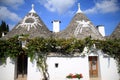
[97, 25, 105, 37]
[2, 32, 5, 37]
[52, 20, 61, 32]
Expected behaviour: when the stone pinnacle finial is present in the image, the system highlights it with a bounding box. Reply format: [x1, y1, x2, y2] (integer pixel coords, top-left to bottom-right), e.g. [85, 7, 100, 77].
[76, 3, 82, 13]
[32, 4, 34, 9]
[29, 4, 36, 13]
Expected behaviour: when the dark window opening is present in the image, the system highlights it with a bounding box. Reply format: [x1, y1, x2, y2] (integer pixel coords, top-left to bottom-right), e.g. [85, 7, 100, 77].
[55, 63, 58, 68]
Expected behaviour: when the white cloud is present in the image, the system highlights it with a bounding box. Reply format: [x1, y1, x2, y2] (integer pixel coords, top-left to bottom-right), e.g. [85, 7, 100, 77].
[0, 0, 24, 8]
[38, 0, 77, 14]
[0, 6, 21, 22]
[9, 24, 15, 30]
[84, 0, 119, 14]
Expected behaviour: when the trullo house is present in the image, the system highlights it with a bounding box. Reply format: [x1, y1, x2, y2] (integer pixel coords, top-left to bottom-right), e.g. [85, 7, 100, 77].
[0, 3, 120, 80]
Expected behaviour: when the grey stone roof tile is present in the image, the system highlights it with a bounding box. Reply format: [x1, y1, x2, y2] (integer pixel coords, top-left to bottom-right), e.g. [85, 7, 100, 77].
[110, 22, 120, 39]
[54, 13, 104, 40]
[3, 13, 52, 39]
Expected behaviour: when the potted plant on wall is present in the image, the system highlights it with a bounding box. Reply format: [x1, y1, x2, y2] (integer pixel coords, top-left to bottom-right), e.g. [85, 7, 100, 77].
[66, 73, 83, 80]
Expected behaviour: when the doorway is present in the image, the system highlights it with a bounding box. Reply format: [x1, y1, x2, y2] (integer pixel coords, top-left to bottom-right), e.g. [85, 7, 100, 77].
[16, 53, 27, 80]
[89, 56, 98, 78]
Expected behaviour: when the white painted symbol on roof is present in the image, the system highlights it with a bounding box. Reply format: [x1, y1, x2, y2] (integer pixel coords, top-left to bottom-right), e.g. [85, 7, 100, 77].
[74, 20, 97, 37]
[16, 13, 42, 31]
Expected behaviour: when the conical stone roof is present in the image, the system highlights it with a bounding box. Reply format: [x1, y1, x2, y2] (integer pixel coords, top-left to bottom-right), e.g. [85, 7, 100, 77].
[55, 3, 103, 40]
[3, 4, 52, 39]
[110, 22, 120, 39]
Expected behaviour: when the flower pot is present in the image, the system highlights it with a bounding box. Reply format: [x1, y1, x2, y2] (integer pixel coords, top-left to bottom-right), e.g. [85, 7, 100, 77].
[66, 78, 83, 80]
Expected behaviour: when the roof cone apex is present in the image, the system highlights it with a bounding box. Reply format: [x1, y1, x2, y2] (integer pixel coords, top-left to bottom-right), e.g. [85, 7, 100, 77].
[76, 3, 82, 13]
[29, 4, 36, 13]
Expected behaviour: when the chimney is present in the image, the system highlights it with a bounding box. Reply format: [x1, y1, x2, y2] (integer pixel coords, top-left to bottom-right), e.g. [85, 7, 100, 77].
[52, 20, 61, 33]
[2, 32, 5, 37]
[97, 25, 105, 37]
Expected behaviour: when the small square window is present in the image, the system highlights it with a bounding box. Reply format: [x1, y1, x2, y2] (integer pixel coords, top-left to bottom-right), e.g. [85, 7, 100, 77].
[55, 63, 58, 68]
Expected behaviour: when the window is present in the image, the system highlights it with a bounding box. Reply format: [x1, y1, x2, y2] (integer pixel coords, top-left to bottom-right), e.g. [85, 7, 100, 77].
[55, 63, 59, 68]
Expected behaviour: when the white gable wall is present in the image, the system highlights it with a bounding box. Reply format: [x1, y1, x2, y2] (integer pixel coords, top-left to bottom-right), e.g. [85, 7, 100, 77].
[0, 57, 16, 80]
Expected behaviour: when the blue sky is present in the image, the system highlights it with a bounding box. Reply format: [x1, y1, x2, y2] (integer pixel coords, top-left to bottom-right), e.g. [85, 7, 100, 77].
[0, 0, 120, 36]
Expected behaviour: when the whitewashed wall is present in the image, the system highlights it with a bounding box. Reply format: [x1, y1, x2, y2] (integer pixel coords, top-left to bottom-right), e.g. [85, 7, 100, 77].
[0, 57, 15, 80]
[47, 56, 89, 80]
[0, 53, 119, 80]
[99, 55, 120, 80]
[27, 56, 89, 80]
[27, 52, 120, 80]
[27, 58, 42, 80]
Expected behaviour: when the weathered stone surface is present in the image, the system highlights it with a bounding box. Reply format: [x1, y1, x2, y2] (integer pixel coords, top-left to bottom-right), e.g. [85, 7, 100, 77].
[54, 13, 104, 40]
[3, 13, 52, 39]
[110, 23, 120, 39]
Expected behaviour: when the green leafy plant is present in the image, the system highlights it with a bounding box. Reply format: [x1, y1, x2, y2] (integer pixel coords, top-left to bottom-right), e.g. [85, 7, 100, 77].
[0, 36, 120, 79]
